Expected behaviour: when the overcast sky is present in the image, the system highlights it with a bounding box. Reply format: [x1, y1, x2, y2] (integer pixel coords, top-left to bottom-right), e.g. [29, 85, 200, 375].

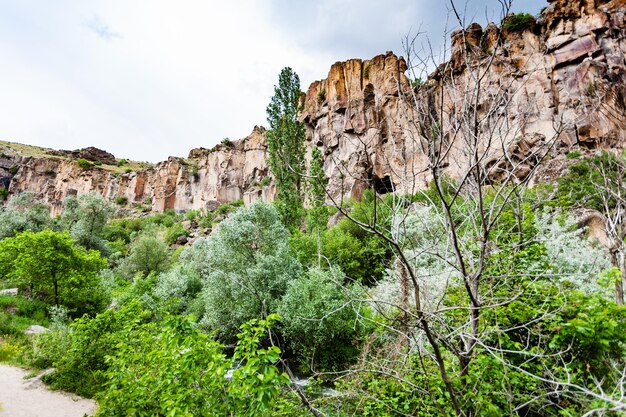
[0, 0, 545, 162]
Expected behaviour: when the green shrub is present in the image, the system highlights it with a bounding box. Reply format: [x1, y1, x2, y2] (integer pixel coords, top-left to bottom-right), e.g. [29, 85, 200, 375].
[260, 177, 271, 187]
[165, 222, 189, 245]
[317, 88, 326, 103]
[122, 236, 170, 278]
[503, 12, 536, 32]
[185, 209, 200, 221]
[9, 165, 18, 175]
[124, 168, 133, 174]
[116, 159, 128, 167]
[362, 63, 370, 79]
[216, 199, 244, 216]
[0, 188, 7, 201]
[92, 160, 102, 166]
[114, 195, 128, 206]
[190, 202, 301, 341]
[221, 137, 233, 147]
[566, 150, 582, 159]
[0, 295, 48, 321]
[76, 158, 93, 169]
[41, 301, 149, 397]
[198, 212, 215, 229]
[97, 314, 288, 416]
[279, 267, 370, 373]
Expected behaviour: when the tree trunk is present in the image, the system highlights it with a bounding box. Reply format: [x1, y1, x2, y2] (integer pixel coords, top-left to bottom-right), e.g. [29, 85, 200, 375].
[610, 249, 625, 306]
[53, 277, 59, 306]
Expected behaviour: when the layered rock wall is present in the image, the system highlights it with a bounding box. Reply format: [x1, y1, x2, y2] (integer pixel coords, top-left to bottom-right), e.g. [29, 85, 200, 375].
[300, 0, 626, 200]
[0, 127, 272, 215]
[2, 0, 626, 212]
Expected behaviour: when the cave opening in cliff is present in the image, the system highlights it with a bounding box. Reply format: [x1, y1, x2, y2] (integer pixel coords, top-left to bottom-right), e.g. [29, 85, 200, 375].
[371, 175, 395, 195]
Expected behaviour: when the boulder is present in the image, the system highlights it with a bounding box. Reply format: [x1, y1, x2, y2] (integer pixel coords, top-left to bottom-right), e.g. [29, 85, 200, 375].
[0, 288, 18, 296]
[24, 325, 49, 335]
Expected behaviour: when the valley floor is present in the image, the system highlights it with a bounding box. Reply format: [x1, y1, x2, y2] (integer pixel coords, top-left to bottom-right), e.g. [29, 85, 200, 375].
[0, 364, 96, 417]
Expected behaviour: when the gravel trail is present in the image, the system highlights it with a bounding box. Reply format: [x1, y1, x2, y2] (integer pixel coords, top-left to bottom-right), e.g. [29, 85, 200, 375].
[0, 364, 97, 417]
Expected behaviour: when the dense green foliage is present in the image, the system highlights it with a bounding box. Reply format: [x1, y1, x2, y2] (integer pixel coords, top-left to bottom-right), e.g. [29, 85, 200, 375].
[189, 202, 301, 340]
[0, 156, 624, 416]
[0, 230, 106, 315]
[503, 12, 536, 32]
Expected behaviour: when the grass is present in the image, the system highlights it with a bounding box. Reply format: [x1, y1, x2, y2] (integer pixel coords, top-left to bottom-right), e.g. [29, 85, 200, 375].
[0, 140, 148, 174]
[0, 140, 63, 160]
[0, 295, 51, 364]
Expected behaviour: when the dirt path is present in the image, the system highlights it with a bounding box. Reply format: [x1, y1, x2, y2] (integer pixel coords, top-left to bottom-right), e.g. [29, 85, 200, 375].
[0, 364, 97, 417]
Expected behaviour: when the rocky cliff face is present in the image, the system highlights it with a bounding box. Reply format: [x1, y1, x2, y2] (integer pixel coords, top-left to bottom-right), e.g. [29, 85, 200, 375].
[0, 127, 272, 215]
[300, 0, 626, 200]
[2, 0, 626, 212]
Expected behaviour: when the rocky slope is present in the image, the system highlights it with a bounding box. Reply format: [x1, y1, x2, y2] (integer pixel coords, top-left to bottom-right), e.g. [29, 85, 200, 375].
[2, 0, 626, 212]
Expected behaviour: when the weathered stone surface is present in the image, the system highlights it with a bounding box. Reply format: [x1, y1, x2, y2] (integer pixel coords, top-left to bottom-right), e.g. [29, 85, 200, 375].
[0, 288, 18, 296]
[72, 147, 116, 165]
[2, 127, 272, 215]
[2, 0, 626, 211]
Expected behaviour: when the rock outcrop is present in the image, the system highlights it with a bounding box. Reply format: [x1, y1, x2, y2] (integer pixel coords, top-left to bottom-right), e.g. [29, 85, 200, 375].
[1, 127, 272, 215]
[1, 0, 626, 212]
[300, 0, 626, 200]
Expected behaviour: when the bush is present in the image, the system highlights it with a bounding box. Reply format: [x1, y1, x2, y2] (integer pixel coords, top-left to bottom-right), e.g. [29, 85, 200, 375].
[221, 137, 233, 147]
[216, 199, 244, 216]
[41, 301, 149, 397]
[114, 195, 128, 206]
[503, 12, 536, 32]
[317, 88, 326, 103]
[122, 236, 170, 278]
[9, 165, 18, 175]
[116, 159, 128, 167]
[165, 222, 189, 245]
[0, 187, 7, 201]
[97, 314, 288, 416]
[76, 158, 94, 169]
[189, 202, 301, 341]
[198, 212, 215, 229]
[279, 267, 369, 373]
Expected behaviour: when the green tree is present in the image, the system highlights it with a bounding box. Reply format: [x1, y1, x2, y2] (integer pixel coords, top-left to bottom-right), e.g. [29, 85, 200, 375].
[266, 67, 306, 229]
[122, 236, 170, 278]
[185, 202, 301, 341]
[279, 267, 369, 372]
[307, 147, 329, 263]
[557, 152, 626, 304]
[0, 191, 51, 239]
[59, 192, 115, 254]
[0, 230, 106, 314]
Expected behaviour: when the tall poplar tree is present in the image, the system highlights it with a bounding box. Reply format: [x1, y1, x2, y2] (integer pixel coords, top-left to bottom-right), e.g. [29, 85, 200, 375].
[266, 67, 306, 229]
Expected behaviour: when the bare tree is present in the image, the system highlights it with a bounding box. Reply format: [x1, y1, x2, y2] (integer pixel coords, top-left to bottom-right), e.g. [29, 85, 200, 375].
[298, 0, 626, 415]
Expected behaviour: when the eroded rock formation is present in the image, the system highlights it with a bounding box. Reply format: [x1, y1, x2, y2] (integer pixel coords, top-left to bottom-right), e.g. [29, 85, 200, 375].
[1, 0, 626, 212]
[0, 127, 272, 215]
[300, 0, 626, 200]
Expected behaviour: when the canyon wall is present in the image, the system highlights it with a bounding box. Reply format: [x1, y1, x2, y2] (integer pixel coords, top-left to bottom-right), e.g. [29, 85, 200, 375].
[0, 127, 272, 215]
[2, 0, 626, 213]
[301, 0, 626, 200]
